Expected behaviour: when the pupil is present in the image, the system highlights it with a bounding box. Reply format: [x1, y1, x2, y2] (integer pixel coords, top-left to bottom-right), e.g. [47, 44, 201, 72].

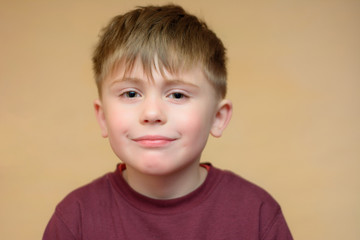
[128, 91, 136, 97]
[174, 93, 182, 98]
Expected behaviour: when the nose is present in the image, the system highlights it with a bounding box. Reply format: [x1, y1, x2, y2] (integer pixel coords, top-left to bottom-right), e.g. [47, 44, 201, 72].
[140, 96, 167, 125]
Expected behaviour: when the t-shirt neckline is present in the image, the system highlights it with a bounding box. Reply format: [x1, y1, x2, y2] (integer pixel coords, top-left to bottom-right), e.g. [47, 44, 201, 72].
[109, 163, 221, 214]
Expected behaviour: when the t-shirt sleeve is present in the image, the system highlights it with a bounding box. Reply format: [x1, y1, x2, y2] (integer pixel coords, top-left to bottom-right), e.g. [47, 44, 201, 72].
[43, 211, 77, 240]
[43, 194, 83, 240]
[261, 208, 293, 240]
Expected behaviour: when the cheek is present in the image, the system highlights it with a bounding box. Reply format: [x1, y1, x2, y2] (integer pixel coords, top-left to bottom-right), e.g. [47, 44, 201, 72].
[106, 107, 133, 134]
[176, 107, 214, 136]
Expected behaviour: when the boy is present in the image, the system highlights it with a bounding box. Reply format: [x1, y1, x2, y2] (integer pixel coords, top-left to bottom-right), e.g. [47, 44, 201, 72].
[43, 4, 293, 240]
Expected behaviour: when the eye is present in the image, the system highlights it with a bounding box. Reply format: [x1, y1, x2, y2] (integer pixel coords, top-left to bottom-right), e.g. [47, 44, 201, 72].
[121, 91, 141, 98]
[169, 92, 186, 99]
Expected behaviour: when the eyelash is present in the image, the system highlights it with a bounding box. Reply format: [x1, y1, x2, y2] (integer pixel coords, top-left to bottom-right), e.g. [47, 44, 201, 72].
[120, 90, 141, 98]
[118, 90, 189, 101]
[168, 92, 187, 99]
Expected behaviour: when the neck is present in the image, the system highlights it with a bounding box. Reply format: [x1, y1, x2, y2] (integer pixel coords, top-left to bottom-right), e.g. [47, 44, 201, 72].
[123, 163, 207, 199]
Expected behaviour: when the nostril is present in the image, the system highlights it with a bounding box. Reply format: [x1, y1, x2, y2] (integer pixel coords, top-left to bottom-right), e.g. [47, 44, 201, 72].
[142, 118, 162, 124]
[141, 116, 166, 124]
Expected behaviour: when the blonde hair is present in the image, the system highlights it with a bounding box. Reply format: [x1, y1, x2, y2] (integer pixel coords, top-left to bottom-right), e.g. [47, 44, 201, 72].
[92, 4, 227, 98]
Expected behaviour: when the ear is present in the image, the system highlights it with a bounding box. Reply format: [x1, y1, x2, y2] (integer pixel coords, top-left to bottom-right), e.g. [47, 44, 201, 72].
[94, 99, 108, 138]
[210, 99, 233, 138]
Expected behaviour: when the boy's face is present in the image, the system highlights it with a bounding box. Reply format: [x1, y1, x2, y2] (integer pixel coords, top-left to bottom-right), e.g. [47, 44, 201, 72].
[94, 59, 232, 176]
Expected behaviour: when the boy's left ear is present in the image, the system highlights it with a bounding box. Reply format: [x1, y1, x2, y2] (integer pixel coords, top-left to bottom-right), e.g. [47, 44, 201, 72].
[210, 99, 233, 138]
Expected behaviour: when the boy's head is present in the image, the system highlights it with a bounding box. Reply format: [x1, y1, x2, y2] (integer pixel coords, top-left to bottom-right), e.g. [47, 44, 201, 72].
[93, 4, 232, 181]
[92, 4, 227, 99]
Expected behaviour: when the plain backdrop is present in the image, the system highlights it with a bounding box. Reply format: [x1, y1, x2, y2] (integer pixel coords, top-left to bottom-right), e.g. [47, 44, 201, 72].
[0, 0, 359, 239]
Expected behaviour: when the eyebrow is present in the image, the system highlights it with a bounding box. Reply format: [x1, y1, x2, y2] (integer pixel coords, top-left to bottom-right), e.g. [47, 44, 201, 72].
[110, 77, 200, 89]
[109, 77, 144, 87]
[162, 79, 200, 89]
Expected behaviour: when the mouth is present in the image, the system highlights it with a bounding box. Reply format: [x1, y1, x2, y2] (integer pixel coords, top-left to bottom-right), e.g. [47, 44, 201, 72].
[132, 135, 177, 148]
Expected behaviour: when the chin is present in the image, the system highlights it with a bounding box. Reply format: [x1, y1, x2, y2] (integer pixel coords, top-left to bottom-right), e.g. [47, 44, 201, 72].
[138, 162, 176, 176]
[131, 158, 186, 177]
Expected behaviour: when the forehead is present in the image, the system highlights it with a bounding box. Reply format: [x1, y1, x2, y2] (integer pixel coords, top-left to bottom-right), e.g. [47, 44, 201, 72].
[106, 57, 207, 86]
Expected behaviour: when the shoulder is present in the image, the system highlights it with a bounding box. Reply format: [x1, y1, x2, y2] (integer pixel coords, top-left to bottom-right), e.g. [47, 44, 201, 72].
[212, 166, 279, 206]
[43, 172, 117, 239]
[54, 172, 114, 219]
[209, 166, 293, 239]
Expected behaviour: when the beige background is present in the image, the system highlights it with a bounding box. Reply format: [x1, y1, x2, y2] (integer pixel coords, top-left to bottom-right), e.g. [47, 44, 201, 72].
[1, 0, 359, 239]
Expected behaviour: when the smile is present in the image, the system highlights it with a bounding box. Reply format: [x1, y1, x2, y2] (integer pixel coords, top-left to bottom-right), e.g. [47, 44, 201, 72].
[132, 135, 176, 148]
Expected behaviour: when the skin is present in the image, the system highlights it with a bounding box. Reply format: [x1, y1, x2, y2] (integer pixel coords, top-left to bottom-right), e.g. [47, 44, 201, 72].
[94, 59, 232, 199]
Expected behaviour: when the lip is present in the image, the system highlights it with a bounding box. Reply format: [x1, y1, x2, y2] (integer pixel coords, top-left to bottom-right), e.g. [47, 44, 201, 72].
[132, 135, 176, 148]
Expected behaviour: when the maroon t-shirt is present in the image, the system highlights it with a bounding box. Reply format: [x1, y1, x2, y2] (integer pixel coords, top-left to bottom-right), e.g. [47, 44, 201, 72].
[43, 164, 293, 239]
